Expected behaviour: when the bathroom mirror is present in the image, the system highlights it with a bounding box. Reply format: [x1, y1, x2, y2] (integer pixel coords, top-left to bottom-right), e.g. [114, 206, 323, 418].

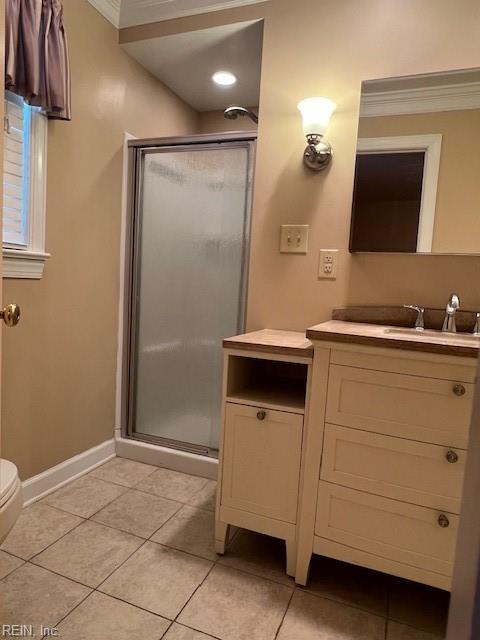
[349, 69, 480, 254]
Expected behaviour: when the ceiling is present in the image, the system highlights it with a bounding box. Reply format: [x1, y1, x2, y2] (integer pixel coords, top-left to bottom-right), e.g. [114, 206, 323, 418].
[121, 20, 263, 112]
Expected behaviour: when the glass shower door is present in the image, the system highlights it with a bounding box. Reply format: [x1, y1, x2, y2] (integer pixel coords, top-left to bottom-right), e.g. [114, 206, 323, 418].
[130, 141, 253, 454]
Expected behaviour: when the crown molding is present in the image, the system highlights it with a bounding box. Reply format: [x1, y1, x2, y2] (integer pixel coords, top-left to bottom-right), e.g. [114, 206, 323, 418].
[360, 82, 480, 118]
[119, 0, 267, 27]
[88, 0, 121, 28]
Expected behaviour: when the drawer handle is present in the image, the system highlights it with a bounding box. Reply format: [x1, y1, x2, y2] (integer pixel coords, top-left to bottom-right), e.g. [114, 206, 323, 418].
[438, 513, 450, 528]
[256, 410, 266, 421]
[446, 450, 459, 464]
[453, 384, 466, 397]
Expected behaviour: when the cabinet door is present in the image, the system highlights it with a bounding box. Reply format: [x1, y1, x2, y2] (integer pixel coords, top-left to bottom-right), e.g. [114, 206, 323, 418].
[326, 365, 473, 447]
[221, 403, 303, 523]
[315, 482, 458, 576]
[321, 424, 466, 513]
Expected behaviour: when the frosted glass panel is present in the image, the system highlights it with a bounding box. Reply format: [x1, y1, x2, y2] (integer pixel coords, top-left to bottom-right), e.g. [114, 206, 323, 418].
[134, 145, 250, 451]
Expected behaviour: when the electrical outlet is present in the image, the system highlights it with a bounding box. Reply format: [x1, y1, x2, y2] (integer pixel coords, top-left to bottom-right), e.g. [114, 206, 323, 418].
[318, 249, 339, 279]
[280, 225, 309, 254]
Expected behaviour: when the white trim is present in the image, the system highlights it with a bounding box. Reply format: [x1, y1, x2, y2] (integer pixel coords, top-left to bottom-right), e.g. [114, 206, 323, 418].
[21, 439, 116, 506]
[115, 436, 218, 480]
[357, 134, 442, 253]
[87, 0, 121, 27]
[3, 249, 50, 279]
[119, 0, 267, 27]
[3, 108, 49, 279]
[360, 82, 480, 117]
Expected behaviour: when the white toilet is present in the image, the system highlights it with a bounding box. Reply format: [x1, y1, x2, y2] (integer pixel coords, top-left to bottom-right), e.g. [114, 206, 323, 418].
[0, 459, 22, 543]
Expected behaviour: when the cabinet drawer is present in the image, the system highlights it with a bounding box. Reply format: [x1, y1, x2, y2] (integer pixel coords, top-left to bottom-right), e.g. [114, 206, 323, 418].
[315, 482, 458, 576]
[321, 424, 466, 513]
[221, 403, 303, 523]
[326, 365, 473, 447]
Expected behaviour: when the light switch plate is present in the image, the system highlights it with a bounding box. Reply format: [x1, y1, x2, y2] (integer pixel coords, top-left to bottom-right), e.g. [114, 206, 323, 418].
[318, 249, 339, 279]
[280, 225, 309, 254]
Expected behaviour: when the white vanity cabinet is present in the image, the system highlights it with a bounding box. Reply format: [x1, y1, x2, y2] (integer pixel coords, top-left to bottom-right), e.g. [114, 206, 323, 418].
[215, 330, 313, 576]
[295, 324, 478, 591]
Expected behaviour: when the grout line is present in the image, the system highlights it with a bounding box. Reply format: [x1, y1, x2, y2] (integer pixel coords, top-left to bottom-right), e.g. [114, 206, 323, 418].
[274, 585, 295, 639]
[95, 538, 149, 591]
[26, 517, 88, 562]
[92, 587, 174, 621]
[170, 621, 224, 640]
[173, 559, 218, 623]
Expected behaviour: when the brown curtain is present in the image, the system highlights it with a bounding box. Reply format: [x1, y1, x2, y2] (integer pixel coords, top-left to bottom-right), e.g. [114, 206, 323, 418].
[5, 0, 71, 120]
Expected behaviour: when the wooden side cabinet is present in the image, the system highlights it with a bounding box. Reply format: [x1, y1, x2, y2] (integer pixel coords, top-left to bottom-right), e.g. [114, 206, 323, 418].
[215, 330, 313, 576]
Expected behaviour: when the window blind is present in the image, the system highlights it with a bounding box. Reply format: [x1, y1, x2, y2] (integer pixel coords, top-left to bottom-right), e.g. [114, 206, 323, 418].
[3, 93, 29, 247]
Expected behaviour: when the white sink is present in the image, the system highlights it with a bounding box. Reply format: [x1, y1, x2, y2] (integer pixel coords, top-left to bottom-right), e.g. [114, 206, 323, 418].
[384, 327, 480, 343]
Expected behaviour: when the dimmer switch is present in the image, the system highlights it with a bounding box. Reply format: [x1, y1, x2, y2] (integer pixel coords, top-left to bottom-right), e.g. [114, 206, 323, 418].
[280, 225, 309, 254]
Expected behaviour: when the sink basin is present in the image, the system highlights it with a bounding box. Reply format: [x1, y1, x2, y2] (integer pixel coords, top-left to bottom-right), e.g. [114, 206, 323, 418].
[384, 327, 480, 343]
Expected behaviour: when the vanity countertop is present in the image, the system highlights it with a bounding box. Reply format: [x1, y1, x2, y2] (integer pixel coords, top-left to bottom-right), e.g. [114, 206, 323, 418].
[306, 320, 480, 358]
[223, 329, 314, 359]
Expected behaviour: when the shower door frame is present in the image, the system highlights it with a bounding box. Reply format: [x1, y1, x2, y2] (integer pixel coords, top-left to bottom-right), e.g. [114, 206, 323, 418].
[122, 132, 257, 456]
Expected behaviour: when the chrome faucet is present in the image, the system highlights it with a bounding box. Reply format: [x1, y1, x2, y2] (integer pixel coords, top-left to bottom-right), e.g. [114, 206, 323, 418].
[474, 312, 480, 336]
[442, 293, 460, 333]
[404, 305, 425, 331]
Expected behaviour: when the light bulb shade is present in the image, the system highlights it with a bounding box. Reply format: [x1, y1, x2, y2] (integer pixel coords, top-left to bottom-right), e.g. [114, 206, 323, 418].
[298, 97, 336, 137]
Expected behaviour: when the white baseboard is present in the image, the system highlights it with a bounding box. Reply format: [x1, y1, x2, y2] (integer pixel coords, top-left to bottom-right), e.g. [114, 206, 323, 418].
[115, 436, 218, 481]
[22, 439, 116, 506]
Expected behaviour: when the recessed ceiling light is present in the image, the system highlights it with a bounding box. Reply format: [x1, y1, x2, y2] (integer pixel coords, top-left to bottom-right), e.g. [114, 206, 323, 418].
[212, 71, 237, 86]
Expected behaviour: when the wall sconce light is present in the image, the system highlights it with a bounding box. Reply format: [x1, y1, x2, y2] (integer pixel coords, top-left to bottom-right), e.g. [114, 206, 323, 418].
[298, 97, 336, 171]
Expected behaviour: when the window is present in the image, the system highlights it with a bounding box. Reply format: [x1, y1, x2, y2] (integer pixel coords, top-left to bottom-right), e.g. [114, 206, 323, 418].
[3, 91, 48, 278]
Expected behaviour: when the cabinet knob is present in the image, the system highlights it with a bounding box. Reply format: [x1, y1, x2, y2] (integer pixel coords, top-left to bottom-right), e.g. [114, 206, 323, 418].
[256, 410, 266, 421]
[438, 514, 450, 528]
[446, 450, 459, 464]
[453, 384, 466, 397]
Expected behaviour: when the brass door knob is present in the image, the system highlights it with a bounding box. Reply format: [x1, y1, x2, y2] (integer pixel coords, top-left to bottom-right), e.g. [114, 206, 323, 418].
[0, 303, 20, 327]
[453, 384, 466, 397]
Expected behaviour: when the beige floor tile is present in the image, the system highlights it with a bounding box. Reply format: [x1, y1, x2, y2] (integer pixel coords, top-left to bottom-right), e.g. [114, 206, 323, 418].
[57, 591, 170, 640]
[389, 577, 449, 636]
[1, 503, 82, 560]
[91, 489, 182, 538]
[90, 457, 157, 487]
[100, 541, 212, 619]
[151, 505, 216, 560]
[218, 529, 292, 586]
[136, 468, 209, 503]
[164, 623, 218, 639]
[186, 480, 217, 512]
[178, 564, 292, 640]
[0, 550, 23, 579]
[301, 555, 388, 615]
[387, 621, 444, 639]
[32, 520, 143, 587]
[43, 475, 127, 518]
[0, 563, 90, 636]
[276, 590, 386, 640]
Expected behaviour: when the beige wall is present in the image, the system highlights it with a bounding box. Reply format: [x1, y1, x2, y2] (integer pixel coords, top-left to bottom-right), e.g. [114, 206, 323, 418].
[5, 0, 480, 479]
[358, 110, 480, 253]
[243, 0, 480, 331]
[197, 108, 258, 134]
[1, 0, 198, 479]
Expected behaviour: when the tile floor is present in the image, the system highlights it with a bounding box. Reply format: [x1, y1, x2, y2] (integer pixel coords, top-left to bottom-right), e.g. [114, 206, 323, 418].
[0, 457, 450, 640]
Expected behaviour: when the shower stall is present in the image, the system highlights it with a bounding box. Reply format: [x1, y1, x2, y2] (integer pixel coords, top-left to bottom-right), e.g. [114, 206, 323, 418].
[122, 133, 256, 457]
